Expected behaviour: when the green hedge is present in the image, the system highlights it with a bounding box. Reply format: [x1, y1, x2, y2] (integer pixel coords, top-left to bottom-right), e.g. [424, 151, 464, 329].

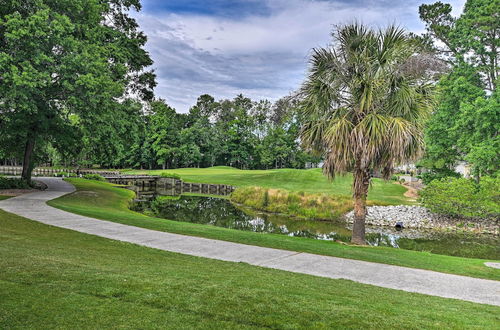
[420, 176, 499, 218]
[0, 176, 32, 189]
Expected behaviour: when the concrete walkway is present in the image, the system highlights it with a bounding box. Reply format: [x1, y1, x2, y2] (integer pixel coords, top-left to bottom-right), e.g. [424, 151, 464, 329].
[0, 177, 499, 306]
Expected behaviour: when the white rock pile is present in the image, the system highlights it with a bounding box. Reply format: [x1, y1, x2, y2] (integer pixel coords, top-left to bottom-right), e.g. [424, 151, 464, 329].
[344, 205, 499, 234]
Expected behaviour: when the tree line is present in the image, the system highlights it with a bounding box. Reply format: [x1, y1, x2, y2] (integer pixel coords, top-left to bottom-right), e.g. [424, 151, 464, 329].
[57, 93, 320, 170]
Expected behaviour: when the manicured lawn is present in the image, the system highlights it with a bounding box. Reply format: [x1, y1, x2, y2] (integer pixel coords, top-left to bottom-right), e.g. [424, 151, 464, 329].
[123, 166, 410, 205]
[0, 195, 12, 201]
[47, 179, 500, 280]
[1, 209, 499, 328]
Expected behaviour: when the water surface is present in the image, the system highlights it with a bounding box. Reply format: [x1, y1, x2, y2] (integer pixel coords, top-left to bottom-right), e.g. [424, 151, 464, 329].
[130, 194, 499, 260]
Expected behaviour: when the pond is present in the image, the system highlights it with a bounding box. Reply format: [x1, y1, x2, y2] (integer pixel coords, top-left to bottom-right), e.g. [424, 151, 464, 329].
[128, 187, 499, 260]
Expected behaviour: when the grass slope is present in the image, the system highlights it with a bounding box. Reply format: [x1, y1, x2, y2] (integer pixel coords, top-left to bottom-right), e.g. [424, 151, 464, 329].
[124, 167, 409, 205]
[1, 209, 499, 328]
[0, 195, 12, 201]
[47, 179, 500, 280]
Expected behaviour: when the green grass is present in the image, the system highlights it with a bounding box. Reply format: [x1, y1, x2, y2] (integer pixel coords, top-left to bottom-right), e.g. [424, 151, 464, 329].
[47, 179, 500, 280]
[0, 195, 12, 201]
[231, 186, 357, 219]
[123, 166, 410, 205]
[1, 209, 499, 328]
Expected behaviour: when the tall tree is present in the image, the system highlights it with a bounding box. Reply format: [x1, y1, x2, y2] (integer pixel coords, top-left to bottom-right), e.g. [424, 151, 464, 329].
[300, 24, 434, 244]
[419, 0, 499, 176]
[148, 100, 182, 170]
[0, 0, 155, 180]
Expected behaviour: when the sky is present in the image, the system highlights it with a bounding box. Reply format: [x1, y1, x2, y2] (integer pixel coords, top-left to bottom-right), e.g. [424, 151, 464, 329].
[133, 0, 465, 112]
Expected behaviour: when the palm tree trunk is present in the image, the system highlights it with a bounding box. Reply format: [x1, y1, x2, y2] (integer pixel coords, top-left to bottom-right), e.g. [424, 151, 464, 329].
[351, 166, 370, 245]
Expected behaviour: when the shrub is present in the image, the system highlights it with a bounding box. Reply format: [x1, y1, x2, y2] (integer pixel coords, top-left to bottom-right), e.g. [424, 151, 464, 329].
[419, 176, 499, 218]
[83, 174, 105, 181]
[417, 168, 461, 185]
[0, 176, 32, 189]
[160, 172, 181, 180]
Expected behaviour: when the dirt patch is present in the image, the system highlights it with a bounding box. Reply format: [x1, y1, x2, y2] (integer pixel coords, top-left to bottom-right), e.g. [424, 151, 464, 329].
[0, 189, 36, 196]
[403, 185, 419, 199]
[393, 182, 419, 199]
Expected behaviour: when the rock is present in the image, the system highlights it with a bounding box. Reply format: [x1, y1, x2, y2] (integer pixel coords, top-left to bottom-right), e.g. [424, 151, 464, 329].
[344, 205, 499, 234]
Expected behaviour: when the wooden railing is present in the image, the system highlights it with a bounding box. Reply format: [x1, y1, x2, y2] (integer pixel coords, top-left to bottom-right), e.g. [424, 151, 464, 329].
[0, 166, 120, 176]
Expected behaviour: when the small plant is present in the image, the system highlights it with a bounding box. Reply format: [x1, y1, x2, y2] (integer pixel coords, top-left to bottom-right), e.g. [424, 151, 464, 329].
[83, 174, 105, 181]
[390, 175, 398, 181]
[160, 172, 181, 180]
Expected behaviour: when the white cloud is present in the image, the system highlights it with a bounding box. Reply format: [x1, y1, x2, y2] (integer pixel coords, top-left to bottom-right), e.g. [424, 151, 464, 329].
[134, 0, 465, 112]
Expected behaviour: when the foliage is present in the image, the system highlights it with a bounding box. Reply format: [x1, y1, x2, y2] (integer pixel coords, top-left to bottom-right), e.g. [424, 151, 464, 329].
[47, 178, 500, 279]
[300, 23, 435, 243]
[159, 172, 181, 180]
[0, 0, 155, 179]
[231, 186, 356, 220]
[420, 176, 500, 218]
[417, 168, 461, 184]
[0, 176, 32, 189]
[419, 0, 499, 176]
[82, 174, 105, 181]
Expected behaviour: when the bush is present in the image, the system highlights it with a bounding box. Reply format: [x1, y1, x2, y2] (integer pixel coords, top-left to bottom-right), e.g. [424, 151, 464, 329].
[160, 172, 181, 180]
[83, 174, 105, 181]
[419, 176, 500, 218]
[0, 176, 32, 189]
[417, 168, 461, 185]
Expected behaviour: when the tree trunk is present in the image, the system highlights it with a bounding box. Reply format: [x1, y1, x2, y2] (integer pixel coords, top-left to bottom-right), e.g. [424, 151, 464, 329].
[21, 136, 36, 182]
[351, 167, 370, 245]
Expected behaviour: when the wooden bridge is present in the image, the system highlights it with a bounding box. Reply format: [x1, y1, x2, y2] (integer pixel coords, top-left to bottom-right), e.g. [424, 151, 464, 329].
[104, 175, 235, 196]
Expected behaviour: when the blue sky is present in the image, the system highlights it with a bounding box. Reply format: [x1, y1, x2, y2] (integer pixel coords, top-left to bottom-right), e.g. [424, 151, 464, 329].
[134, 0, 465, 112]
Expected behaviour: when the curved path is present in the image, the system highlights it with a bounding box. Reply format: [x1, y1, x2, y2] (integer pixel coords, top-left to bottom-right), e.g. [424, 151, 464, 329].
[1, 178, 499, 306]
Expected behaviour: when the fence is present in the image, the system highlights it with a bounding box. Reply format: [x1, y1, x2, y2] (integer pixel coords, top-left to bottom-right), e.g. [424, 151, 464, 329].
[0, 166, 120, 177]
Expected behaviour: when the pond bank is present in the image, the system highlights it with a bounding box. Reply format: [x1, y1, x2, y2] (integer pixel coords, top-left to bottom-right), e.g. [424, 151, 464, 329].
[133, 195, 500, 259]
[344, 206, 499, 235]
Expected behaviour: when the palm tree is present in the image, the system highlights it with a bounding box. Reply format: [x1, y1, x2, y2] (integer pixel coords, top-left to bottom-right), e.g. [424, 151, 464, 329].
[300, 23, 435, 244]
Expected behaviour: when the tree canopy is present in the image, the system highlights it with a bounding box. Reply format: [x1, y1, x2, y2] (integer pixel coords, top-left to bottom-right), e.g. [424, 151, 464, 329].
[0, 0, 155, 179]
[419, 0, 499, 177]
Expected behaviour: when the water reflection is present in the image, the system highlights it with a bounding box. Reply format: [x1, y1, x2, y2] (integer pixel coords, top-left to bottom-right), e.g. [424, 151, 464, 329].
[130, 194, 500, 260]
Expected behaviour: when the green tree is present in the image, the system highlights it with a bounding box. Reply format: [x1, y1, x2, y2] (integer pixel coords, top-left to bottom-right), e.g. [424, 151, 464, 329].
[300, 24, 434, 244]
[419, 0, 499, 176]
[0, 0, 155, 180]
[148, 100, 183, 170]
